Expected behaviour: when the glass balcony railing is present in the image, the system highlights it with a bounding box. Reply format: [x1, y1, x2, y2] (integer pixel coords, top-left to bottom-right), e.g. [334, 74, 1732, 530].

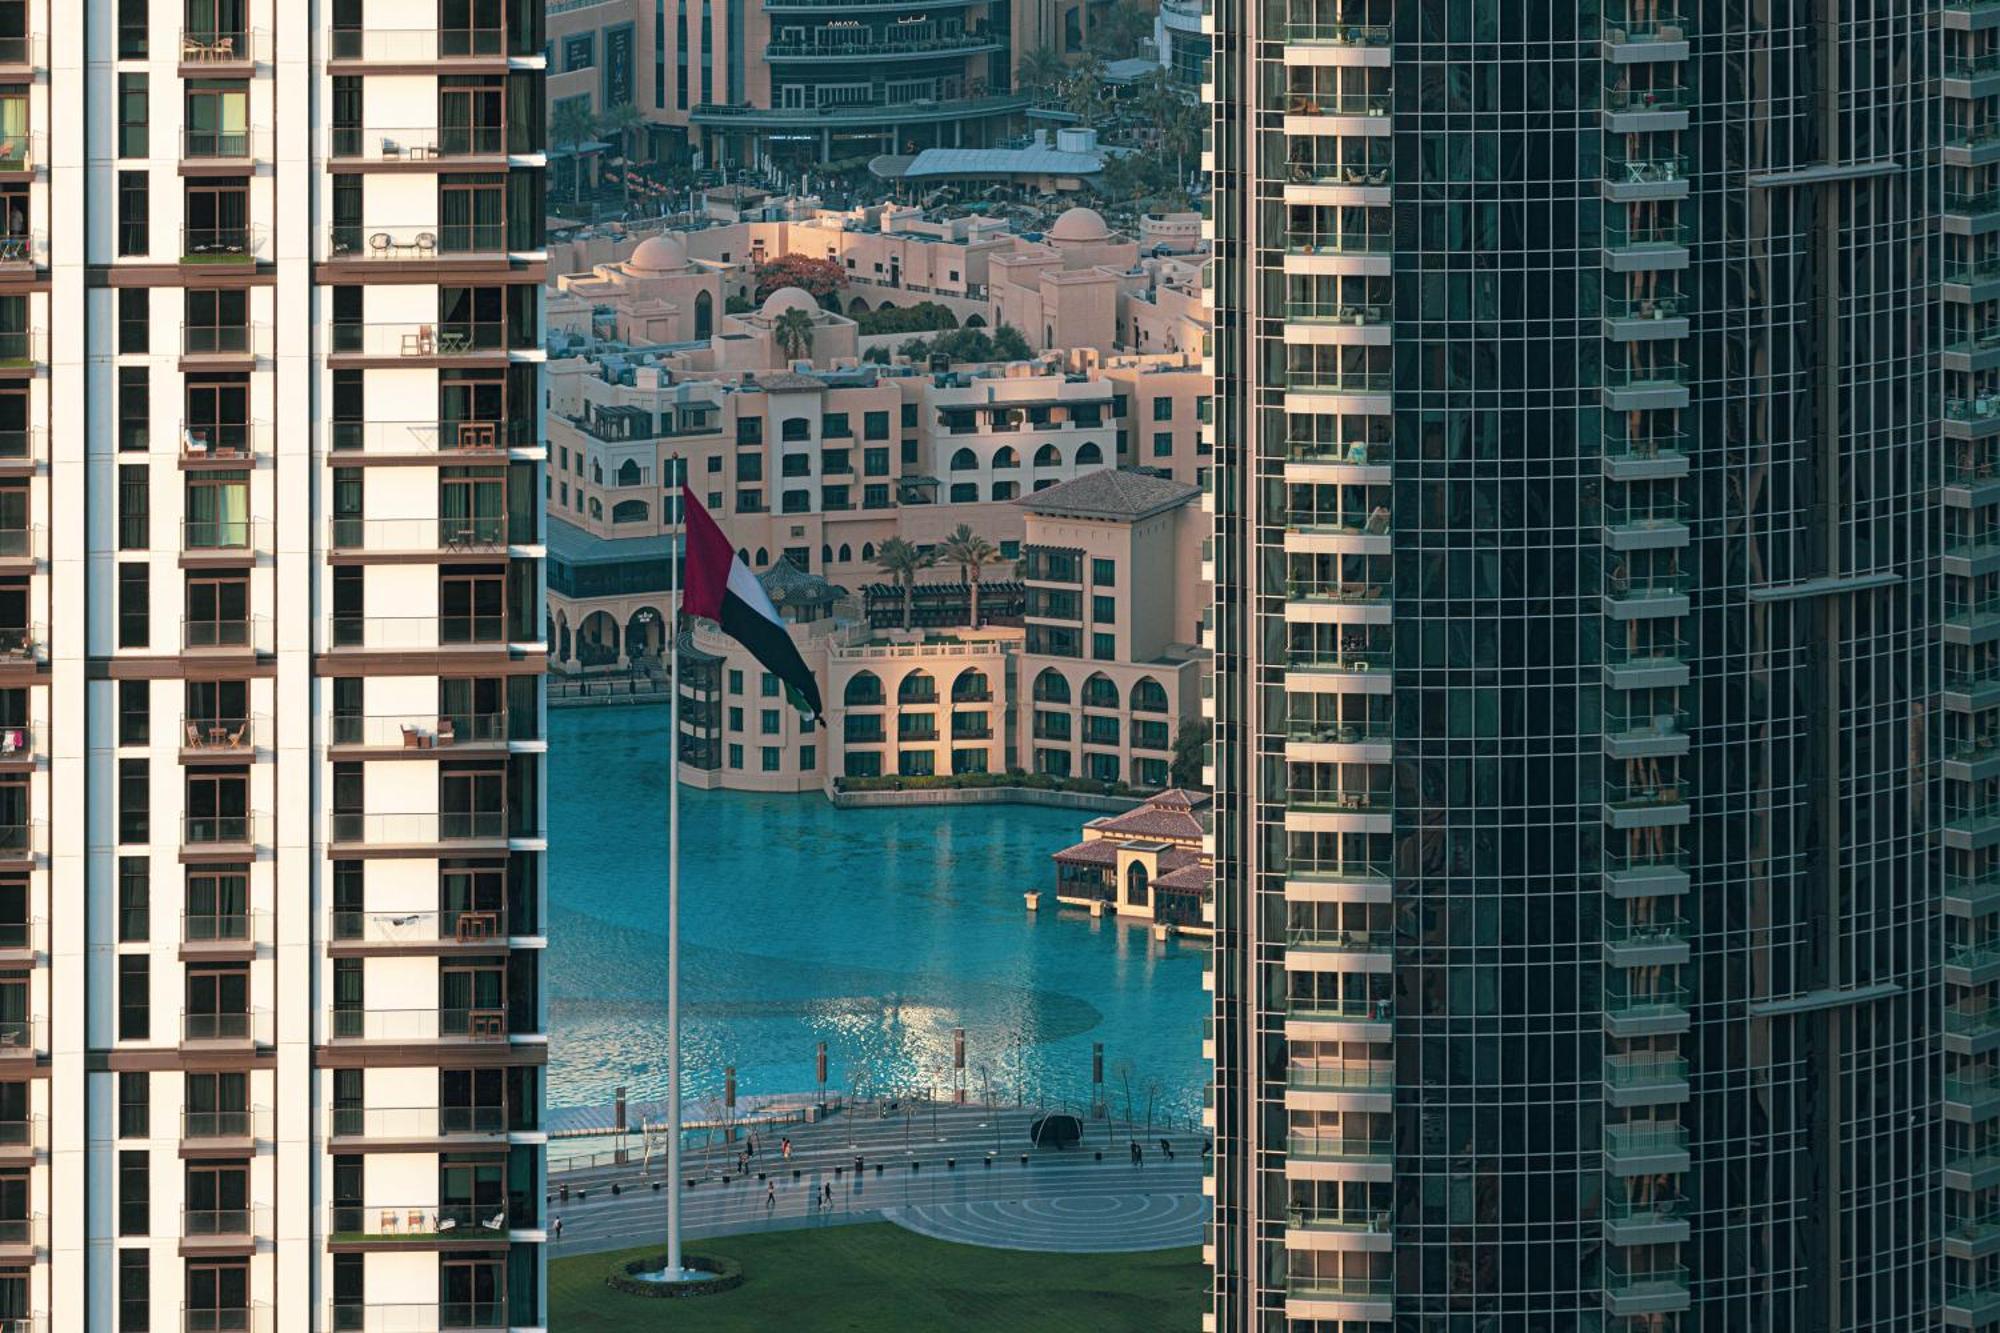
[1604, 84, 1688, 112]
[1285, 580, 1391, 605]
[328, 1204, 514, 1241]
[1285, 162, 1391, 187]
[1285, 925, 1394, 953]
[1604, 359, 1688, 389]
[1604, 1263, 1690, 1301]
[1285, 1275, 1393, 1300]
[1282, 21, 1391, 46]
[1284, 1132, 1392, 1162]
[1282, 92, 1391, 117]
[328, 1008, 512, 1042]
[1287, 995, 1393, 1023]
[1947, 1068, 2000, 1110]
[1603, 979, 1690, 1020]
[1604, 570, 1689, 602]
[1949, 192, 2000, 218]
[1603, 152, 1688, 186]
[1948, 1000, 2000, 1040]
[1288, 1206, 1391, 1233]
[1283, 367, 1391, 393]
[1604, 1053, 1688, 1088]
[1283, 233, 1393, 257]
[328, 223, 509, 260]
[1604, 1122, 1689, 1157]
[1286, 717, 1391, 744]
[326, 1303, 508, 1333]
[327, 126, 510, 161]
[328, 1105, 509, 1140]
[1603, 216, 1691, 249]
[1288, 788, 1393, 815]
[1949, 54, 2000, 80]
[1286, 1061, 1393, 1091]
[327, 517, 509, 552]
[329, 812, 508, 845]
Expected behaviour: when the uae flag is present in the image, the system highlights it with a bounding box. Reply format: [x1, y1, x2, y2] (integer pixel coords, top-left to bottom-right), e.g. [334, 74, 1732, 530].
[680, 486, 824, 723]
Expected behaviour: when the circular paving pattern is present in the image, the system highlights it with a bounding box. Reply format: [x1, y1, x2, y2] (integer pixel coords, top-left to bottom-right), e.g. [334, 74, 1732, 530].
[888, 1187, 1210, 1252]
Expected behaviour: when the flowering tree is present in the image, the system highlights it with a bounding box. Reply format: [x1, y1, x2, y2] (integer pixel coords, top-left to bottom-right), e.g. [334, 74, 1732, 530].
[753, 253, 849, 304]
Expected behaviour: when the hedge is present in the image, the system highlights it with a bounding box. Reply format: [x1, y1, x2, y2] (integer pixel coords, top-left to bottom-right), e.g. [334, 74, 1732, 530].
[605, 1253, 745, 1299]
[832, 771, 1141, 798]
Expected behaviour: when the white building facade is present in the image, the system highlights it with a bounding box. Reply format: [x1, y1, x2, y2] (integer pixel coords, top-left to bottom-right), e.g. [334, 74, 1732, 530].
[14, 3, 553, 1329]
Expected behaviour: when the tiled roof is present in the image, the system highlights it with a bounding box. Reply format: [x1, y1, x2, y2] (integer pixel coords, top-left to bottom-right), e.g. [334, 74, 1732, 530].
[1014, 468, 1201, 521]
[1053, 840, 1118, 866]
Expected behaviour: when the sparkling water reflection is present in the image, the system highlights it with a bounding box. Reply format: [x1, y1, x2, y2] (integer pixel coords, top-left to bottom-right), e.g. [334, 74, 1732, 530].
[549, 707, 1208, 1119]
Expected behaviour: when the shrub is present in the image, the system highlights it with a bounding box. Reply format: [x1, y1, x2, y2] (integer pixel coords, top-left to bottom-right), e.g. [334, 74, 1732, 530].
[605, 1253, 745, 1300]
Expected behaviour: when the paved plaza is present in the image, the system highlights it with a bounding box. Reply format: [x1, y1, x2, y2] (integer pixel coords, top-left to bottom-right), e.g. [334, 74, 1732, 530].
[547, 1098, 1211, 1255]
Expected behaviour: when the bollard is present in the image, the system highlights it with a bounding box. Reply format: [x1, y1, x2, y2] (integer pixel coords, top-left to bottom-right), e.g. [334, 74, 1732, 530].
[652, 1182, 662, 1192]
[1020, 1154, 1028, 1166]
[984, 1156, 993, 1168]
[947, 1158, 956, 1170]
[875, 1163, 884, 1175]
[793, 1169, 801, 1180]
[610, 1184, 620, 1196]
[1094, 1151, 1102, 1161]
[910, 1161, 919, 1172]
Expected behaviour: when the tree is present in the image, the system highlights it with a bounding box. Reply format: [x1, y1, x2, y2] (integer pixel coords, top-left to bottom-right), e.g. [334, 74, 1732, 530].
[1018, 45, 1068, 96]
[596, 100, 649, 216]
[1170, 718, 1210, 789]
[855, 301, 960, 336]
[550, 99, 599, 206]
[992, 323, 1032, 361]
[874, 538, 935, 629]
[753, 253, 849, 304]
[897, 336, 933, 361]
[939, 525, 1001, 627]
[1086, 0, 1154, 59]
[861, 345, 890, 365]
[772, 307, 816, 362]
[1061, 54, 1109, 124]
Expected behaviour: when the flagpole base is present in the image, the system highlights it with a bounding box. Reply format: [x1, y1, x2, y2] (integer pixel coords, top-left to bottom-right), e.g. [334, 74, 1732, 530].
[611, 1254, 741, 1298]
[634, 1267, 710, 1285]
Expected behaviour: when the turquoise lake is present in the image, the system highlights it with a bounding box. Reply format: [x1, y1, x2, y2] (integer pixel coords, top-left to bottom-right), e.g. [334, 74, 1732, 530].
[546, 706, 1209, 1121]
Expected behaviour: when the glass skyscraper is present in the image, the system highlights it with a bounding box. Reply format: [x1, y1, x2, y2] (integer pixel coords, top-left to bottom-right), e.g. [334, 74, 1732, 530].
[1208, 2, 1941, 1327]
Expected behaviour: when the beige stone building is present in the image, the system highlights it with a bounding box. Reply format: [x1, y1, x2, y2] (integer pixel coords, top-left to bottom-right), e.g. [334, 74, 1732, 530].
[1050, 789, 1213, 933]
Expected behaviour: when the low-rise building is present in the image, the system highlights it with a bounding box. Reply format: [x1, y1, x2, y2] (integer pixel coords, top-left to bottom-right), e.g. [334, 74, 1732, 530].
[1051, 789, 1214, 933]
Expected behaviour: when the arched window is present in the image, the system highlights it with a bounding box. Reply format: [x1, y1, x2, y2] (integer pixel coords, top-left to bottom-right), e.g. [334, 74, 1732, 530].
[898, 670, 937, 704]
[1033, 668, 1070, 704]
[849, 296, 870, 315]
[952, 668, 991, 702]
[588, 497, 603, 519]
[782, 418, 812, 442]
[821, 544, 833, 566]
[862, 542, 876, 561]
[950, 447, 978, 472]
[1075, 441, 1103, 465]
[1132, 677, 1169, 713]
[1033, 478, 1058, 492]
[949, 482, 979, 503]
[1082, 673, 1119, 709]
[993, 446, 1019, 470]
[694, 290, 713, 341]
[992, 481, 1018, 501]
[1124, 862, 1150, 908]
[611, 499, 649, 524]
[617, 459, 642, 487]
[965, 313, 986, 328]
[755, 547, 769, 566]
[737, 548, 751, 565]
[838, 543, 852, 563]
[1034, 443, 1060, 467]
[844, 671, 884, 707]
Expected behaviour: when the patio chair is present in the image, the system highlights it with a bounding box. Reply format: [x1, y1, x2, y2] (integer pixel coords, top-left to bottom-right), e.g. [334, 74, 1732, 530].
[225, 721, 248, 748]
[435, 718, 456, 746]
[407, 1210, 425, 1234]
[378, 1209, 398, 1234]
[401, 725, 421, 748]
[414, 232, 436, 255]
[482, 1211, 506, 1231]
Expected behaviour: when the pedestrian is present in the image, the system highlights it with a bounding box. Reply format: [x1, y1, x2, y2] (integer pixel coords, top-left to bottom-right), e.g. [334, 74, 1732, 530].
[1160, 1137, 1175, 1161]
[765, 1180, 776, 1212]
[823, 1182, 834, 1210]
[782, 1136, 792, 1160]
[552, 1215, 563, 1243]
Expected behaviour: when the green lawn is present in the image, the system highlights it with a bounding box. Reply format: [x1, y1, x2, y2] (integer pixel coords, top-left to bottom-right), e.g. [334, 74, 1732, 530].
[551, 1223, 1206, 1333]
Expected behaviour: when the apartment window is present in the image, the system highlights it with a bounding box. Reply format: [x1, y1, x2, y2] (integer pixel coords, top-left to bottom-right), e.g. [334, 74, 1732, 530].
[1092, 633, 1116, 661]
[117, 73, 148, 158]
[118, 856, 148, 942]
[118, 1249, 149, 1333]
[118, 954, 149, 1040]
[736, 454, 762, 482]
[727, 744, 742, 769]
[1092, 558, 1116, 587]
[118, 680, 149, 745]
[118, 465, 149, 550]
[117, 170, 148, 256]
[117, 563, 149, 648]
[117, 289, 149, 354]
[760, 709, 780, 735]
[822, 412, 850, 439]
[864, 410, 889, 441]
[184, 289, 248, 356]
[184, 82, 249, 159]
[863, 448, 888, 477]
[118, 757, 149, 843]
[800, 745, 816, 772]
[760, 672, 778, 698]
[727, 670, 742, 694]
[1153, 431, 1173, 457]
[119, 1149, 149, 1235]
[761, 746, 780, 772]
[1093, 596, 1117, 624]
[726, 706, 741, 732]
[115, 0, 149, 56]
[117, 366, 149, 452]
[736, 418, 761, 446]
[1152, 396, 1173, 421]
[119, 1071, 149, 1137]
[901, 403, 918, 429]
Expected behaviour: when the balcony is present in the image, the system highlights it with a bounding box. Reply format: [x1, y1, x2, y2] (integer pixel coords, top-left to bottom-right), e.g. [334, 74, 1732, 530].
[1948, 1068, 2000, 1119]
[1950, 191, 2000, 226]
[328, 322, 517, 363]
[0, 526, 35, 569]
[1284, 1132, 1392, 1166]
[0, 32, 43, 73]
[329, 26, 514, 62]
[1286, 996, 1393, 1032]
[0, 232, 43, 270]
[764, 33, 1004, 62]
[1281, 92, 1391, 118]
[1948, 792, 2000, 849]
[1287, 1062, 1393, 1094]
[180, 128, 271, 167]
[331, 711, 514, 752]
[181, 1108, 260, 1143]
[1603, 1262, 1691, 1317]
[0, 1114, 40, 1162]
[329, 907, 516, 952]
[1603, 570, 1690, 620]
[1949, 873, 2000, 918]
[182, 910, 262, 961]
[1283, 21, 1391, 47]
[182, 1008, 269, 1048]
[181, 813, 262, 853]
[183, 1206, 264, 1249]
[327, 126, 515, 165]
[1285, 925, 1393, 959]
[1603, 908, 1688, 968]
[0, 1017, 40, 1060]
[328, 1007, 512, 1044]
[183, 615, 271, 655]
[1285, 581, 1391, 610]
[182, 1305, 270, 1333]
[1601, 497, 1688, 552]
[181, 322, 269, 365]
[1602, 705, 1688, 762]
[0, 329, 37, 370]
[1602, 6, 1688, 59]
[328, 223, 511, 263]
[328, 615, 518, 653]
[178, 28, 264, 67]
[1605, 1195, 1690, 1247]
[1949, 998, 2000, 1054]
[1602, 215, 1690, 264]
[328, 517, 510, 556]
[1287, 1206, 1391, 1237]
[181, 225, 269, 266]
[180, 715, 257, 761]
[1949, 941, 2000, 987]
[328, 1202, 518, 1246]
[1603, 1122, 1690, 1172]
[1602, 151, 1689, 203]
[0, 133, 38, 177]
[1604, 979, 1689, 1037]
[328, 1105, 510, 1144]
[182, 519, 267, 563]
[689, 92, 1035, 130]
[1603, 1053, 1688, 1108]
[0, 1212, 39, 1258]
[330, 419, 533, 460]
[0, 820, 40, 865]
[328, 811, 511, 852]
[324, 1303, 509, 1333]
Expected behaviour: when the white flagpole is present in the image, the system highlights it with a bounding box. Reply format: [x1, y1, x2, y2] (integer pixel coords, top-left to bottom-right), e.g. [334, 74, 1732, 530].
[666, 458, 684, 1276]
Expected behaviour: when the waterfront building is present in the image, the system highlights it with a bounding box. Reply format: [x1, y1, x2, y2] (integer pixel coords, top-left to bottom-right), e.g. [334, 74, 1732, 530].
[1050, 788, 1213, 934]
[1207, 3, 1935, 1329]
[0, 4, 554, 1329]
[546, 0, 1064, 172]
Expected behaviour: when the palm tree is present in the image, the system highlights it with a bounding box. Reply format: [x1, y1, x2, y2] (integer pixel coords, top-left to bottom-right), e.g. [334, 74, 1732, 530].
[773, 306, 816, 362]
[874, 537, 935, 630]
[596, 101, 649, 216]
[1018, 46, 1068, 97]
[939, 524, 1001, 628]
[550, 99, 599, 207]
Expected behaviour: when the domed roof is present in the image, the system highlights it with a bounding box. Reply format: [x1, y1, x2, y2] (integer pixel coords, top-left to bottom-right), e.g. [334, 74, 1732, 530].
[1048, 206, 1111, 243]
[627, 233, 689, 274]
[761, 285, 821, 318]
[759, 558, 843, 609]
